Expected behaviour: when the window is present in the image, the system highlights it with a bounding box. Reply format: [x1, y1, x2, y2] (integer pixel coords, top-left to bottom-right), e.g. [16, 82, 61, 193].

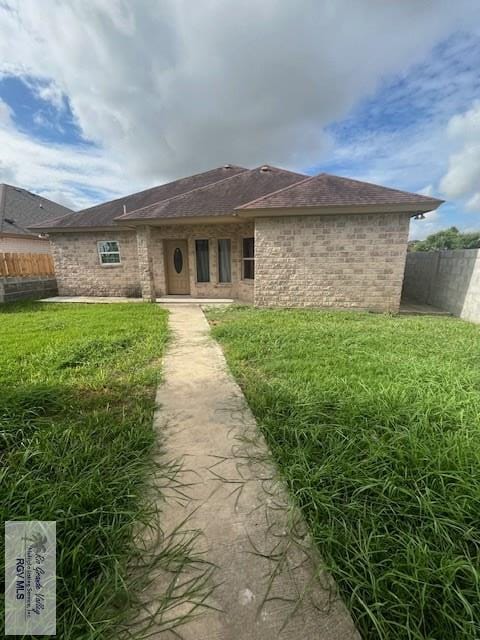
[218, 239, 231, 283]
[242, 237, 254, 279]
[98, 240, 120, 265]
[195, 239, 210, 282]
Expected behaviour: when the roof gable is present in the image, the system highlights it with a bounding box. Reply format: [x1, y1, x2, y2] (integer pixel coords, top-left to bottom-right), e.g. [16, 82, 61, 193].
[115, 165, 306, 222]
[238, 173, 444, 210]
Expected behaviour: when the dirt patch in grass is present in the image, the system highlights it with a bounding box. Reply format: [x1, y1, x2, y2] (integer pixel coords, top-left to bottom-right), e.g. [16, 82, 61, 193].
[208, 306, 480, 640]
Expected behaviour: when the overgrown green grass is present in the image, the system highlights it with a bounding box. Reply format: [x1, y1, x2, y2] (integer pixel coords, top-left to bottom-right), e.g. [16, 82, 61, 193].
[208, 307, 480, 640]
[1, 302, 168, 638]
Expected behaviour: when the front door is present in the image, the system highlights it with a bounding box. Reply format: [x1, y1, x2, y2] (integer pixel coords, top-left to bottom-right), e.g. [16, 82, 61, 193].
[165, 240, 190, 295]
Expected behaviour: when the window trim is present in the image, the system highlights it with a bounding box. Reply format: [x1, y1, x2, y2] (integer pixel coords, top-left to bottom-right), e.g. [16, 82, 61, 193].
[217, 238, 232, 284]
[97, 240, 121, 266]
[195, 238, 210, 283]
[242, 237, 255, 280]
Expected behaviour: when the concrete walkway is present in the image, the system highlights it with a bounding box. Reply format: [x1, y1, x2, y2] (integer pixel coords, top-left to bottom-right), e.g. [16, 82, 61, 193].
[147, 305, 359, 639]
[399, 299, 451, 316]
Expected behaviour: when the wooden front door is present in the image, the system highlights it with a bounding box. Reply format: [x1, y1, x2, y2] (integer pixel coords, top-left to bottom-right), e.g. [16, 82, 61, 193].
[165, 240, 190, 295]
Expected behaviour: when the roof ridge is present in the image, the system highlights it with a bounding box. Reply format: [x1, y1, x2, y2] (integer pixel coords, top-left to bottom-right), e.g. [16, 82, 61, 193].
[235, 173, 316, 209]
[115, 168, 256, 220]
[78, 164, 247, 215]
[251, 164, 308, 179]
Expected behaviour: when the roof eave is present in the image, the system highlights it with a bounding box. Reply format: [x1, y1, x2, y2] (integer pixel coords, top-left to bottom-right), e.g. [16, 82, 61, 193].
[0, 231, 50, 240]
[235, 201, 444, 217]
[29, 224, 137, 233]
[111, 213, 249, 225]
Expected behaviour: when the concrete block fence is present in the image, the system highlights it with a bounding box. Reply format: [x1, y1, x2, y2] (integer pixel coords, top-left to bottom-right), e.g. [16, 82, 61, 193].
[402, 249, 480, 323]
[0, 276, 57, 303]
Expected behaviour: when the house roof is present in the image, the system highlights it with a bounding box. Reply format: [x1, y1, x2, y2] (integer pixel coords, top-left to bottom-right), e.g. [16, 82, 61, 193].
[34, 165, 248, 230]
[32, 165, 444, 232]
[115, 165, 306, 222]
[238, 173, 444, 210]
[0, 183, 73, 236]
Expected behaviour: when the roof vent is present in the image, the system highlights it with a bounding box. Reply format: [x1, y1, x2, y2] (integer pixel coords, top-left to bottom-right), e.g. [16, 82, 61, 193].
[260, 165, 270, 172]
[223, 164, 232, 169]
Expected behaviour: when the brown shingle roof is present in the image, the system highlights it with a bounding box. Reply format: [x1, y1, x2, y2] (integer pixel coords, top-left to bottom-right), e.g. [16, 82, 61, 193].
[238, 173, 444, 210]
[33, 166, 445, 231]
[34, 165, 247, 229]
[115, 165, 307, 221]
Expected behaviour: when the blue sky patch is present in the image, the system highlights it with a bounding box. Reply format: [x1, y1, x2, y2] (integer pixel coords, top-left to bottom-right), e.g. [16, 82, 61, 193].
[0, 75, 87, 146]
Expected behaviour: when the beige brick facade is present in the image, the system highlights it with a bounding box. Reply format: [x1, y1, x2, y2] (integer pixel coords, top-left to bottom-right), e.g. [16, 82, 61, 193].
[50, 222, 255, 302]
[50, 230, 141, 297]
[49, 213, 410, 311]
[149, 222, 254, 301]
[254, 212, 411, 312]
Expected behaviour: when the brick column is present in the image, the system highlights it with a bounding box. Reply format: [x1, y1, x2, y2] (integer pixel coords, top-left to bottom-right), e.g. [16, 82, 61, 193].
[136, 225, 156, 302]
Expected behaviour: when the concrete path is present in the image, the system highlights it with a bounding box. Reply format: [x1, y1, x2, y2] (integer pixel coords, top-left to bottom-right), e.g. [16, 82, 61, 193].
[399, 299, 451, 316]
[146, 305, 359, 639]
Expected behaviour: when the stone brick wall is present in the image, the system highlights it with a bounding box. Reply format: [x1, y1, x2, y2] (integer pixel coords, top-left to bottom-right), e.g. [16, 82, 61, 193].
[254, 212, 411, 312]
[50, 231, 141, 297]
[403, 249, 480, 323]
[49, 223, 255, 301]
[150, 222, 254, 301]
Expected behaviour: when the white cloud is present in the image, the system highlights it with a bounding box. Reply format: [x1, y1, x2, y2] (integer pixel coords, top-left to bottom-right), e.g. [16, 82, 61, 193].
[440, 101, 480, 210]
[1, 0, 480, 195]
[0, 101, 146, 209]
[0, 97, 13, 127]
[419, 184, 435, 198]
[410, 209, 444, 240]
[466, 193, 480, 212]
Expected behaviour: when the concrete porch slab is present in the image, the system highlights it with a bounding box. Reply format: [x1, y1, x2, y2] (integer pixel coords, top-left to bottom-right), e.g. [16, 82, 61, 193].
[399, 299, 451, 316]
[156, 296, 234, 304]
[39, 296, 144, 303]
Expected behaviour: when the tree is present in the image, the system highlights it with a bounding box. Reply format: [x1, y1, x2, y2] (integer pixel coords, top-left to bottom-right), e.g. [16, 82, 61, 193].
[410, 227, 480, 252]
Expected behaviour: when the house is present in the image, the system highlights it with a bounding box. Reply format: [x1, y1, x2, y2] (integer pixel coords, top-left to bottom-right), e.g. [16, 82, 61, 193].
[33, 165, 443, 311]
[0, 183, 73, 254]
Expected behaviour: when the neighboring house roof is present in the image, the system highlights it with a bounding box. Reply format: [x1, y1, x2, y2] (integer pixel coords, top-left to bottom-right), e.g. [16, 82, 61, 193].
[32, 164, 444, 232]
[116, 165, 306, 222]
[0, 183, 73, 236]
[238, 173, 444, 210]
[35, 164, 248, 230]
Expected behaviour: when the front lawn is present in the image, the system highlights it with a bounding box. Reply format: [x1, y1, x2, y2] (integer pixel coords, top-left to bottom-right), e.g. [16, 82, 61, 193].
[1, 302, 168, 638]
[208, 307, 480, 640]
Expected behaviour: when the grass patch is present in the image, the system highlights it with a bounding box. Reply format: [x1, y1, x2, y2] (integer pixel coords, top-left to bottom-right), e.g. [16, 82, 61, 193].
[208, 306, 480, 640]
[0, 302, 169, 638]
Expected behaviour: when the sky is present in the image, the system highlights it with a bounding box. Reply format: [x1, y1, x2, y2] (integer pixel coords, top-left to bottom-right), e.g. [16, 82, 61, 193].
[0, 1, 479, 239]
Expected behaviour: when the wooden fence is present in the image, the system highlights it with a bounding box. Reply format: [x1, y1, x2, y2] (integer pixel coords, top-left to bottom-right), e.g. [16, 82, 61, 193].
[0, 252, 55, 277]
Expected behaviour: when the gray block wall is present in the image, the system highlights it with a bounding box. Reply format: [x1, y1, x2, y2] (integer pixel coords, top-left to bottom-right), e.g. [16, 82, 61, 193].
[0, 276, 58, 303]
[403, 249, 480, 323]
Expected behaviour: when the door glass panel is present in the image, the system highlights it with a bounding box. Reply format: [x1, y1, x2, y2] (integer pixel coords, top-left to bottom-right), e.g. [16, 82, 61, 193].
[174, 248, 183, 273]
